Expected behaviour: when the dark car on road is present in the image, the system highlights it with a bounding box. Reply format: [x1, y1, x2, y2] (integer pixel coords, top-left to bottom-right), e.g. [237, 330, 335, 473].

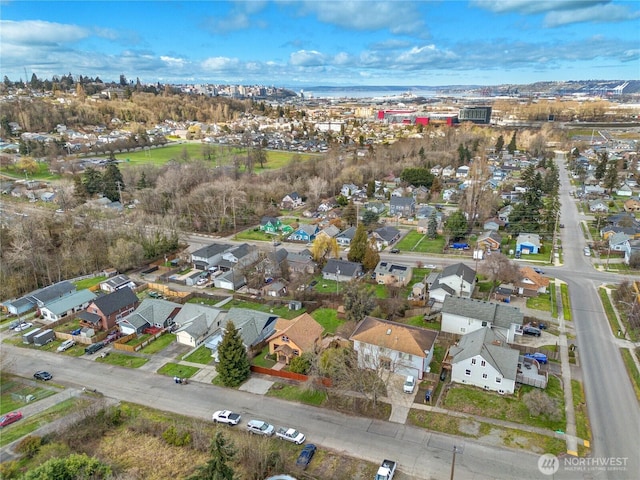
[389, 248, 400, 253]
[296, 444, 317, 470]
[33, 371, 52, 381]
[85, 342, 105, 354]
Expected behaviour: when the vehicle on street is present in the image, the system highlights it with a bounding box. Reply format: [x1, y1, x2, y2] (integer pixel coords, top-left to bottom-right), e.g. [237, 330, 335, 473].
[33, 371, 52, 381]
[212, 410, 241, 425]
[533, 268, 544, 274]
[515, 251, 521, 259]
[296, 443, 317, 470]
[559, 223, 565, 228]
[13, 322, 33, 332]
[403, 375, 416, 394]
[0, 411, 23, 428]
[275, 427, 306, 444]
[523, 326, 542, 337]
[584, 247, 591, 256]
[524, 352, 548, 364]
[425, 264, 437, 269]
[389, 248, 400, 254]
[375, 459, 397, 480]
[57, 339, 76, 352]
[85, 342, 105, 355]
[246, 420, 275, 436]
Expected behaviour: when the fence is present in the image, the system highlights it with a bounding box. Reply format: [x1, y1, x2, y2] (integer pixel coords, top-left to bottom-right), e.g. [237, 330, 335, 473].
[113, 331, 165, 352]
[250, 365, 332, 387]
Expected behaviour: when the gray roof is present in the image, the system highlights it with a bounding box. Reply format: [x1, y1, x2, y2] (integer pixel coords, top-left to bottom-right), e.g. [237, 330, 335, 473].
[374, 226, 400, 242]
[125, 298, 182, 327]
[260, 216, 279, 226]
[178, 313, 210, 339]
[323, 258, 362, 277]
[77, 311, 101, 324]
[224, 308, 278, 346]
[336, 226, 356, 240]
[173, 303, 222, 327]
[516, 233, 541, 247]
[91, 287, 139, 316]
[390, 196, 415, 206]
[441, 296, 524, 328]
[42, 289, 96, 315]
[374, 261, 410, 276]
[449, 327, 519, 380]
[28, 280, 76, 305]
[192, 243, 232, 259]
[440, 263, 476, 284]
[429, 279, 456, 296]
[102, 274, 133, 290]
[295, 224, 318, 236]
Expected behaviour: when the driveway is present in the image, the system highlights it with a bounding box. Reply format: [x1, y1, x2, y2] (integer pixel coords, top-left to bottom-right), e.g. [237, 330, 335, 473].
[386, 373, 417, 423]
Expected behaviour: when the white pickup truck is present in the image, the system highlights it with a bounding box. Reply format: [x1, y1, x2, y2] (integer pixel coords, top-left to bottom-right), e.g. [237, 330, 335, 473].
[375, 459, 397, 480]
[275, 426, 305, 444]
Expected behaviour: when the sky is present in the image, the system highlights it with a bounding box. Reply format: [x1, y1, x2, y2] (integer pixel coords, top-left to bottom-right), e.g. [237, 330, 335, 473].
[0, 0, 639, 88]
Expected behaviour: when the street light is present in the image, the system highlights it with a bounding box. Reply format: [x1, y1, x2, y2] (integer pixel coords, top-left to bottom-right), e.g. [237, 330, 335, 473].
[336, 267, 340, 295]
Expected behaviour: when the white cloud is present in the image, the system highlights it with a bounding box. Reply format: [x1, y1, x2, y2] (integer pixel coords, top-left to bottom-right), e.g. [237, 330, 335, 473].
[161, 56, 187, 68]
[290, 49, 326, 66]
[201, 56, 242, 71]
[0, 20, 89, 45]
[544, 3, 640, 26]
[471, 0, 609, 15]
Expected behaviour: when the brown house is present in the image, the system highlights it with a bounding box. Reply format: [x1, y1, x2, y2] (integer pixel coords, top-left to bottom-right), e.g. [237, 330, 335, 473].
[267, 312, 323, 364]
[624, 199, 640, 213]
[516, 267, 550, 297]
[81, 287, 139, 331]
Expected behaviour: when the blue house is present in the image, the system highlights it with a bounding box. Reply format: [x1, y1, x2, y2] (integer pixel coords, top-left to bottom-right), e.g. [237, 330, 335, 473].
[288, 224, 320, 242]
[516, 233, 541, 254]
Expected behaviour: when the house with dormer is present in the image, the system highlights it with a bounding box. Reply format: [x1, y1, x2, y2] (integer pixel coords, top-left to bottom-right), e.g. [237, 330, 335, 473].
[288, 224, 320, 242]
[280, 192, 303, 209]
[267, 313, 324, 365]
[80, 287, 139, 331]
[516, 267, 549, 297]
[259, 216, 282, 234]
[428, 263, 476, 303]
[350, 316, 438, 380]
[440, 296, 524, 343]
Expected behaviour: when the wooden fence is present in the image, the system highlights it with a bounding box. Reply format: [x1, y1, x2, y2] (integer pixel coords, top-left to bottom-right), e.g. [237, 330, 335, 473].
[113, 331, 166, 352]
[250, 365, 332, 387]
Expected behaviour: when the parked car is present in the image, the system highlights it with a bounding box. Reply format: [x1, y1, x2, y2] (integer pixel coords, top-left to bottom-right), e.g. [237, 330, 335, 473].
[559, 223, 565, 228]
[403, 375, 416, 394]
[33, 371, 52, 381]
[523, 326, 542, 337]
[296, 444, 317, 470]
[389, 248, 400, 254]
[57, 339, 76, 352]
[196, 277, 208, 286]
[246, 420, 275, 436]
[70, 328, 82, 335]
[439, 369, 447, 381]
[0, 411, 23, 428]
[276, 427, 306, 444]
[85, 342, 105, 355]
[425, 264, 437, 269]
[524, 352, 548, 364]
[584, 247, 591, 256]
[13, 322, 33, 332]
[212, 410, 241, 425]
[533, 268, 544, 274]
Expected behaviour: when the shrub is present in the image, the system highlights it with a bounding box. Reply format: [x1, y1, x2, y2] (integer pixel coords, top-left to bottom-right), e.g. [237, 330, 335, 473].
[15, 435, 42, 458]
[523, 390, 561, 421]
[289, 354, 311, 374]
[162, 425, 191, 447]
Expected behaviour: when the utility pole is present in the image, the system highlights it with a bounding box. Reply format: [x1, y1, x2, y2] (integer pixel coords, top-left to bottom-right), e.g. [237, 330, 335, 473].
[450, 445, 458, 480]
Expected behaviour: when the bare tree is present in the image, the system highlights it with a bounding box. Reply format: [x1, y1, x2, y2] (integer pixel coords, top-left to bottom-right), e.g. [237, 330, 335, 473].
[307, 175, 328, 209]
[479, 253, 521, 297]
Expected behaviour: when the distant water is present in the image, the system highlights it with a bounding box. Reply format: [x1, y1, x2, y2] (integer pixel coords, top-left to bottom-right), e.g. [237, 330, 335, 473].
[294, 86, 438, 100]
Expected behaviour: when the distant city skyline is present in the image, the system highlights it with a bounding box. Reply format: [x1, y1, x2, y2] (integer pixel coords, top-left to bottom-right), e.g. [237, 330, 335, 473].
[1, 1, 638, 87]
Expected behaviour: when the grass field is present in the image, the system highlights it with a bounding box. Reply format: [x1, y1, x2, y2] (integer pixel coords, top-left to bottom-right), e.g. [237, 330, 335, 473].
[267, 382, 327, 406]
[560, 283, 572, 320]
[598, 287, 621, 335]
[0, 375, 58, 415]
[96, 352, 149, 368]
[73, 276, 106, 290]
[310, 308, 343, 334]
[620, 348, 640, 402]
[182, 345, 214, 365]
[396, 231, 446, 254]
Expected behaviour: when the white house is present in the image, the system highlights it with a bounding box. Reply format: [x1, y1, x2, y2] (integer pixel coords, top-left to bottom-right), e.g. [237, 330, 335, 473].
[440, 296, 524, 343]
[428, 263, 476, 303]
[40, 289, 97, 323]
[174, 304, 224, 348]
[349, 316, 438, 380]
[100, 274, 136, 293]
[448, 327, 519, 395]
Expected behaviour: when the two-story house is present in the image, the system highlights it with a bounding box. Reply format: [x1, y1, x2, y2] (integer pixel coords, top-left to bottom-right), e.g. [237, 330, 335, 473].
[350, 316, 438, 380]
[267, 313, 324, 365]
[191, 243, 233, 271]
[428, 263, 476, 303]
[280, 192, 303, 209]
[389, 197, 416, 218]
[80, 287, 140, 331]
[374, 261, 413, 286]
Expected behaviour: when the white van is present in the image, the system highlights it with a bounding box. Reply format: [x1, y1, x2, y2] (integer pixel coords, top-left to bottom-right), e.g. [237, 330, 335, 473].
[584, 247, 591, 256]
[403, 375, 416, 394]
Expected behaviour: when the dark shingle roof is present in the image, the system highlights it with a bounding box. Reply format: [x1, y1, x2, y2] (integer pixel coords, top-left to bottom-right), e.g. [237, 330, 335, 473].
[449, 327, 519, 380]
[192, 243, 232, 259]
[28, 281, 75, 305]
[440, 263, 476, 284]
[441, 296, 523, 328]
[92, 287, 138, 316]
[323, 258, 362, 276]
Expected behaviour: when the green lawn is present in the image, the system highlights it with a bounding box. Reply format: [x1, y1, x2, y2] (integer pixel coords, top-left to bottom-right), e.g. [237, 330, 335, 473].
[266, 382, 327, 406]
[157, 362, 200, 378]
[571, 380, 591, 442]
[73, 276, 106, 290]
[0, 397, 83, 447]
[96, 352, 148, 368]
[560, 284, 572, 320]
[0, 375, 58, 414]
[443, 376, 565, 431]
[251, 345, 276, 368]
[310, 308, 343, 334]
[396, 231, 446, 254]
[598, 288, 621, 335]
[219, 300, 304, 319]
[527, 292, 552, 312]
[620, 348, 640, 402]
[182, 345, 214, 365]
[549, 282, 558, 318]
[0, 161, 61, 181]
[138, 333, 176, 354]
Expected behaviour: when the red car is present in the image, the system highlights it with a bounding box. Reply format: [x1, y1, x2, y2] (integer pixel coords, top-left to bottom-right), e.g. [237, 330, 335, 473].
[0, 411, 23, 428]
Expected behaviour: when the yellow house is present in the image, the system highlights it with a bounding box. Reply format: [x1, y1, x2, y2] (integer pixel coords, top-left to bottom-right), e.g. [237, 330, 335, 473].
[267, 313, 324, 365]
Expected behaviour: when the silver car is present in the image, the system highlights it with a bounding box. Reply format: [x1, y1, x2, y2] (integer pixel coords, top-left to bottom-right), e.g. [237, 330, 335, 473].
[246, 419, 275, 436]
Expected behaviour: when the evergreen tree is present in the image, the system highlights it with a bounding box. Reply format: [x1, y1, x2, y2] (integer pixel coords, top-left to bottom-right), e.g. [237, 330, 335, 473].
[362, 240, 380, 271]
[495, 135, 505, 152]
[82, 166, 103, 195]
[347, 223, 368, 263]
[362, 210, 379, 226]
[102, 162, 124, 202]
[603, 161, 619, 193]
[427, 210, 438, 239]
[444, 211, 468, 240]
[136, 171, 149, 189]
[216, 321, 250, 387]
[507, 131, 517, 154]
[366, 180, 375, 198]
[73, 174, 88, 201]
[342, 202, 357, 226]
[595, 152, 608, 180]
[188, 432, 236, 480]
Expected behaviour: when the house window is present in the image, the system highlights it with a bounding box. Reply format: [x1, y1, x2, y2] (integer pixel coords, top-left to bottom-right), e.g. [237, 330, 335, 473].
[281, 335, 289, 342]
[471, 359, 476, 365]
[482, 373, 488, 379]
[496, 377, 502, 383]
[482, 321, 487, 327]
[364, 354, 370, 363]
[481, 360, 486, 367]
[293, 350, 300, 356]
[465, 369, 471, 376]
[460, 327, 466, 333]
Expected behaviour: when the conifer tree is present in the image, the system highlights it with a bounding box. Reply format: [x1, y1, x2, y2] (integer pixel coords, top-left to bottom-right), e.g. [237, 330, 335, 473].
[216, 321, 250, 387]
[188, 432, 236, 480]
[347, 223, 368, 263]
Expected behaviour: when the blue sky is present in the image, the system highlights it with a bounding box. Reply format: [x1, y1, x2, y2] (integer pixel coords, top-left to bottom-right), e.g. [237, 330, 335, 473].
[1, 1, 638, 87]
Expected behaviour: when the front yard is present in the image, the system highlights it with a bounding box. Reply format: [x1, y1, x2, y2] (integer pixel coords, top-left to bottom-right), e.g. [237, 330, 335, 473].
[396, 231, 446, 254]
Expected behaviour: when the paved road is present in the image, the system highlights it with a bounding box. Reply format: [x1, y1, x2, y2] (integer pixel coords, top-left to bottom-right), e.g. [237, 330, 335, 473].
[3, 344, 587, 480]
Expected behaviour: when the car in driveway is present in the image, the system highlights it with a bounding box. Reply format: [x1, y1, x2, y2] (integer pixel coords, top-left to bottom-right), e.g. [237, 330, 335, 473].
[296, 444, 317, 470]
[212, 410, 241, 425]
[13, 322, 33, 332]
[33, 371, 53, 381]
[524, 352, 548, 364]
[85, 342, 105, 355]
[0, 411, 23, 428]
[196, 277, 208, 286]
[246, 420, 275, 436]
[403, 375, 416, 394]
[523, 326, 542, 337]
[57, 339, 76, 352]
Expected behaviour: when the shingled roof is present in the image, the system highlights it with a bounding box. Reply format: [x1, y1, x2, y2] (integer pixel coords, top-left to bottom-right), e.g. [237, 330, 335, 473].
[268, 312, 323, 352]
[350, 316, 438, 357]
[441, 296, 523, 328]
